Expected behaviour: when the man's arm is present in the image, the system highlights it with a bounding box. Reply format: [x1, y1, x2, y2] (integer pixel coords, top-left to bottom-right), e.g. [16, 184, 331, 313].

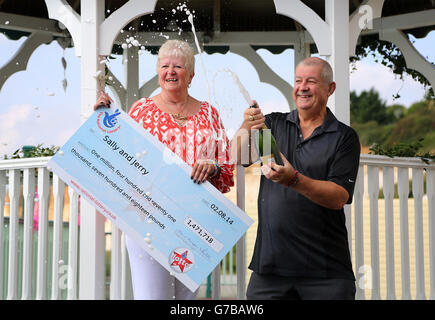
[292, 174, 349, 210]
[262, 154, 349, 210]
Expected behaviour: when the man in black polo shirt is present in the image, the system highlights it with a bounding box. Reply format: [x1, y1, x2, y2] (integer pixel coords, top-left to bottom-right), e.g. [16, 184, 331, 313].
[231, 57, 360, 300]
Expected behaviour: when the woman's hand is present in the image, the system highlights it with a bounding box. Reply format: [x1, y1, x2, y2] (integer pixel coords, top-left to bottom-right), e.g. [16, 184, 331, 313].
[191, 159, 217, 184]
[93, 91, 113, 111]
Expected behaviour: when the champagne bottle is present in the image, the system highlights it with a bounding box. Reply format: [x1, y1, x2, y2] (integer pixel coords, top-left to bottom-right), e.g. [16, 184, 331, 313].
[250, 104, 283, 166]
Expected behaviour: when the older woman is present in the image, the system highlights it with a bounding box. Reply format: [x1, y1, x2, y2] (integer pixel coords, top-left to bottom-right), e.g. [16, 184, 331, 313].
[95, 39, 234, 299]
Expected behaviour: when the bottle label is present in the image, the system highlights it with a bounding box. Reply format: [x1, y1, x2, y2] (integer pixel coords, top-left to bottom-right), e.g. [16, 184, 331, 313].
[260, 154, 275, 165]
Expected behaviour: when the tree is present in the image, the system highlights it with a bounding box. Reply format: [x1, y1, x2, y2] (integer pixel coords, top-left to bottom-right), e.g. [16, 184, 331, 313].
[386, 98, 435, 153]
[350, 88, 392, 124]
[386, 104, 406, 122]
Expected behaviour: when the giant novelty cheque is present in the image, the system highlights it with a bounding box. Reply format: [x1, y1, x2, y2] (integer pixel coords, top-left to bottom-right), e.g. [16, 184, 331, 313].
[48, 107, 253, 292]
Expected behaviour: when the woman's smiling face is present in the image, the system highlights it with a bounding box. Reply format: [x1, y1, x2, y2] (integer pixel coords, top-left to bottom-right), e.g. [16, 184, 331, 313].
[158, 55, 194, 92]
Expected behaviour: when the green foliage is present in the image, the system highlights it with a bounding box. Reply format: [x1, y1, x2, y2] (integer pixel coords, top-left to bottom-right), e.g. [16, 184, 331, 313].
[351, 121, 393, 146]
[406, 100, 429, 115]
[385, 99, 435, 153]
[350, 88, 392, 124]
[386, 104, 406, 122]
[3, 144, 59, 160]
[351, 88, 435, 160]
[369, 139, 434, 163]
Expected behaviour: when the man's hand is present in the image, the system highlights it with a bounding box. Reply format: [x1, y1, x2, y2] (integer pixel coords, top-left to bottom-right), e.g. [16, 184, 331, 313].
[240, 100, 265, 131]
[261, 152, 296, 186]
[230, 100, 266, 166]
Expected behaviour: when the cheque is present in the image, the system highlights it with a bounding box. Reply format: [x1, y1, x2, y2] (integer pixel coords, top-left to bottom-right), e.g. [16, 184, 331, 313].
[48, 108, 254, 292]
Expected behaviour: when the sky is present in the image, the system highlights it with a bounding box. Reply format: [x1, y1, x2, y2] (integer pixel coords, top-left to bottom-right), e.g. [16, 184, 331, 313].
[0, 25, 433, 158]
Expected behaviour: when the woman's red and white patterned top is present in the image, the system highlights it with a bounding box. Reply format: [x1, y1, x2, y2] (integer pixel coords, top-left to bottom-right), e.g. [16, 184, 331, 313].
[128, 98, 234, 193]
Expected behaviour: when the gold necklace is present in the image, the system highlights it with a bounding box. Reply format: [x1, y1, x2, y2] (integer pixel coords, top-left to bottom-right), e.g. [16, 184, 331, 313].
[168, 96, 189, 121]
[172, 113, 189, 120]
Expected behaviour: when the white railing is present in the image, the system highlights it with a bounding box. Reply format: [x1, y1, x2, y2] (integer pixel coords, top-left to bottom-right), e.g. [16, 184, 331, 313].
[0, 157, 80, 300]
[352, 154, 434, 300]
[0, 155, 434, 300]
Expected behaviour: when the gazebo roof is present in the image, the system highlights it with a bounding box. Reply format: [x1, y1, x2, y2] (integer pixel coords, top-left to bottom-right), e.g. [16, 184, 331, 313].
[1, 0, 434, 54]
[0, 0, 433, 120]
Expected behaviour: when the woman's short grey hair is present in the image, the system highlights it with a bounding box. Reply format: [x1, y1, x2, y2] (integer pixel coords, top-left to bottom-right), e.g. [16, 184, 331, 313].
[157, 39, 195, 75]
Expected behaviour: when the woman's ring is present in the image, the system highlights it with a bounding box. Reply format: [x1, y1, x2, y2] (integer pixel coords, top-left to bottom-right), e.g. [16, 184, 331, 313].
[249, 115, 254, 121]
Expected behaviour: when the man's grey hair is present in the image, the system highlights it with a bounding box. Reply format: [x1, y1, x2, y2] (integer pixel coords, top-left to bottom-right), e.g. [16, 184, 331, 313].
[157, 39, 195, 75]
[297, 57, 334, 84]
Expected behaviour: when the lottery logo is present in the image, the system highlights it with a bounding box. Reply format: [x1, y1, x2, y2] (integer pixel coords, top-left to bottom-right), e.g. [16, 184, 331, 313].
[97, 109, 121, 133]
[169, 248, 195, 273]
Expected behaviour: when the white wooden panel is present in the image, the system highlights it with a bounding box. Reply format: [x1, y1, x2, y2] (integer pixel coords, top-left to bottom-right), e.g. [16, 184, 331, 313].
[383, 166, 396, 300]
[345, 203, 352, 258]
[0, 171, 6, 300]
[398, 167, 411, 300]
[36, 168, 50, 300]
[412, 168, 425, 299]
[67, 188, 79, 300]
[7, 169, 20, 300]
[236, 165, 246, 300]
[21, 168, 36, 300]
[367, 166, 380, 300]
[110, 225, 122, 300]
[354, 165, 365, 300]
[121, 232, 133, 300]
[51, 175, 65, 300]
[427, 168, 435, 300]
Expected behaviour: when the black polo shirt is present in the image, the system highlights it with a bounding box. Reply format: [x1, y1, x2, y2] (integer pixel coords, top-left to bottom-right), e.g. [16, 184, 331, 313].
[249, 107, 360, 280]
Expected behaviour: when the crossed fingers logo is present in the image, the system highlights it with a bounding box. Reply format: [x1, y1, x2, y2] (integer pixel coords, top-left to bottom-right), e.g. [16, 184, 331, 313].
[97, 109, 121, 133]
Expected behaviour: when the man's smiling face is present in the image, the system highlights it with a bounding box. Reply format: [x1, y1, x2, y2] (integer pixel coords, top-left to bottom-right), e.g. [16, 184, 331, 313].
[292, 63, 334, 113]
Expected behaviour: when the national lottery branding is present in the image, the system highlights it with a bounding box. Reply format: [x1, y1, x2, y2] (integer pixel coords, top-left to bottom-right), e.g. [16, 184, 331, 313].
[48, 107, 253, 292]
[169, 248, 195, 273]
[97, 108, 121, 133]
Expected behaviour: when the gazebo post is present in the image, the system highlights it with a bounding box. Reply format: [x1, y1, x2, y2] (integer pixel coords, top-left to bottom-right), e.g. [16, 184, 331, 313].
[325, 0, 358, 301]
[123, 46, 140, 112]
[120, 46, 139, 299]
[78, 0, 106, 300]
[325, 0, 350, 126]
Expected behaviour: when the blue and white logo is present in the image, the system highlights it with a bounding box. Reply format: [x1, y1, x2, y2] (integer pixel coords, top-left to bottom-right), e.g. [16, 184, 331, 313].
[97, 108, 121, 133]
[103, 109, 121, 128]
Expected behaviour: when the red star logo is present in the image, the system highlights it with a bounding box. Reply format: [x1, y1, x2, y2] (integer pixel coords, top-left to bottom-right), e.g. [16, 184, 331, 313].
[171, 250, 193, 272]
